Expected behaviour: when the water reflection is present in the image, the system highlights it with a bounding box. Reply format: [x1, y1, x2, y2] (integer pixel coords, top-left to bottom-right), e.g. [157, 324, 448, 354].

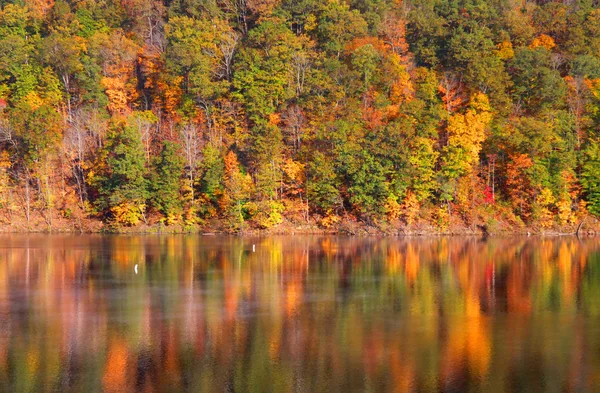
[0, 235, 599, 392]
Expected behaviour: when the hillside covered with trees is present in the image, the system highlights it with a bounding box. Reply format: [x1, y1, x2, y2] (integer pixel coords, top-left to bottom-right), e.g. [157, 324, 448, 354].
[0, 0, 599, 233]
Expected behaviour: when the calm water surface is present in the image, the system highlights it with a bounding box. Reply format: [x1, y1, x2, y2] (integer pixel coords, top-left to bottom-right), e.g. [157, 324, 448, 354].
[0, 235, 599, 393]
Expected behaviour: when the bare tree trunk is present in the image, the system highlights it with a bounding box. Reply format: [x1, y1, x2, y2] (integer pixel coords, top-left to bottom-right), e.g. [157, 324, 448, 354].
[23, 170, 31, 229]
[44, 162, 52, 232]
[181, 122, 201, 204]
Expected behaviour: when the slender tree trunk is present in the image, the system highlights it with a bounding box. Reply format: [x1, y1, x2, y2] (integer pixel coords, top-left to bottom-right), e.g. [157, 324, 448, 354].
[24, 171, 31, 229]
[45, 168, 52, 232]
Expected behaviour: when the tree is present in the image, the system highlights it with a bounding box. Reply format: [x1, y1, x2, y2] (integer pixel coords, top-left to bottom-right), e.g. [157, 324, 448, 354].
[150, 141, 184, 223]
[199, 142, 224, 207]
[123, 0, 166, 49]
[0, 0, 599, 231]
[89, 30, 139, 114]
[165, 16, 233, 100]
[220, 150, 253, 228]
[351, 43, 380, 92]
[63, 107, 107, 206]
[40, 30, 85, 117]
[317, 0, 368, 58]
[0, 4, 37, 88]
[11, 103, 62, 165]
[505, 153, 534, 219]
[346, 150, 388, 218]
[128, 111, 158, 164]
[232, 17, 303, 117]
[10, 102, 62, 228]
[180, 121, 201, 203]
[307, 151, 341, 214]
[0, 150, 12, 214]
[94, 122, 149, 225]
[441, 93, 492, 181]
[509, 47, 567, 112]
[249, 120, 283, 200]
[582, 139, 600, 216]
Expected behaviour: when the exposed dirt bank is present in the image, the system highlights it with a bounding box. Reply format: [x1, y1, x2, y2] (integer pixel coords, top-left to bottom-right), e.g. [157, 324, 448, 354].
[0, 214, 598, 237]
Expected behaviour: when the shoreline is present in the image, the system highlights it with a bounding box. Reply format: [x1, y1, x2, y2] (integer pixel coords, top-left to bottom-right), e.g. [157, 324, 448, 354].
[0, 219, 596, 237]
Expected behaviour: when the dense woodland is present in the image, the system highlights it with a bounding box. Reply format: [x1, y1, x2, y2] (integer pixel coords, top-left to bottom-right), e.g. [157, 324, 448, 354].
[0, 0, 599, 232]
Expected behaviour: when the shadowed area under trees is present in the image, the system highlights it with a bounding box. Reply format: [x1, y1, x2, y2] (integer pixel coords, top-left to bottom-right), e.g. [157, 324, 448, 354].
[0, 0, 599, 233]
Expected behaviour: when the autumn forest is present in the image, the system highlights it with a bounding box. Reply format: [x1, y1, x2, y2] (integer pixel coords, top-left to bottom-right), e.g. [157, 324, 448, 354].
[0, 0, 599, 232]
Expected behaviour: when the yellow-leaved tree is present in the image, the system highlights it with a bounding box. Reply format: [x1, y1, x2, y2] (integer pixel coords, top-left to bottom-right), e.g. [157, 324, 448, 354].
[438, 92, 492, 216]
[443, 93, 492, 179]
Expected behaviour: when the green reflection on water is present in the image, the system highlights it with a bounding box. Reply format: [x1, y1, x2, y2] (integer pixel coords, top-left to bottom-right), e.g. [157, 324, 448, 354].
[0, 235, 598, 393]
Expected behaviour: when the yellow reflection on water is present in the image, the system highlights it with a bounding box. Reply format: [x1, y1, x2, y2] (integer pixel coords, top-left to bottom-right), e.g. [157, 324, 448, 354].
[0, 235, 598, 393]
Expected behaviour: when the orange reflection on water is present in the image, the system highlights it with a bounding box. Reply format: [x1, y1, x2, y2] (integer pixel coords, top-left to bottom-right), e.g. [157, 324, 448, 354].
[0, 235, 598, 392]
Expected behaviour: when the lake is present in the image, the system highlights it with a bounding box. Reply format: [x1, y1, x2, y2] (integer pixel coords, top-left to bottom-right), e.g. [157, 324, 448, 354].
[0, 235, 598, 393]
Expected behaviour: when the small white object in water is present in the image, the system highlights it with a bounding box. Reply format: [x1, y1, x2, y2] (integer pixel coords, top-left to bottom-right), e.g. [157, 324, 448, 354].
[252, 244, 256, 252]
[134, 264, 138, 274]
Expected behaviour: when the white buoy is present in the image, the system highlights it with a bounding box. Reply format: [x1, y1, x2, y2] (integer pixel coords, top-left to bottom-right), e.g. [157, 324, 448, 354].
[134, 264, 138, 274]
[252, 244, 256, 252]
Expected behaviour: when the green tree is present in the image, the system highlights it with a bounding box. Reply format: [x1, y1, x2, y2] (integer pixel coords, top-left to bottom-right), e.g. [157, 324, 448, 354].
[509, 47, 566, 112]
[317, 0, 368, 57]
[351, 44, 380, 92]
[95, 123, 149, 225]
[252, 121, 283, 200]
[221, 150, 253, 229]
[346, 150, 388, 218]
[151, 141, 184, 223]
[582, 139, 600, 216]
[165, 15, 231, 100]
[307, 151, 341, 214]
[199, 143, 224, 206]
[11, 103, 62, 164]
[233, 17, 301, 117]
